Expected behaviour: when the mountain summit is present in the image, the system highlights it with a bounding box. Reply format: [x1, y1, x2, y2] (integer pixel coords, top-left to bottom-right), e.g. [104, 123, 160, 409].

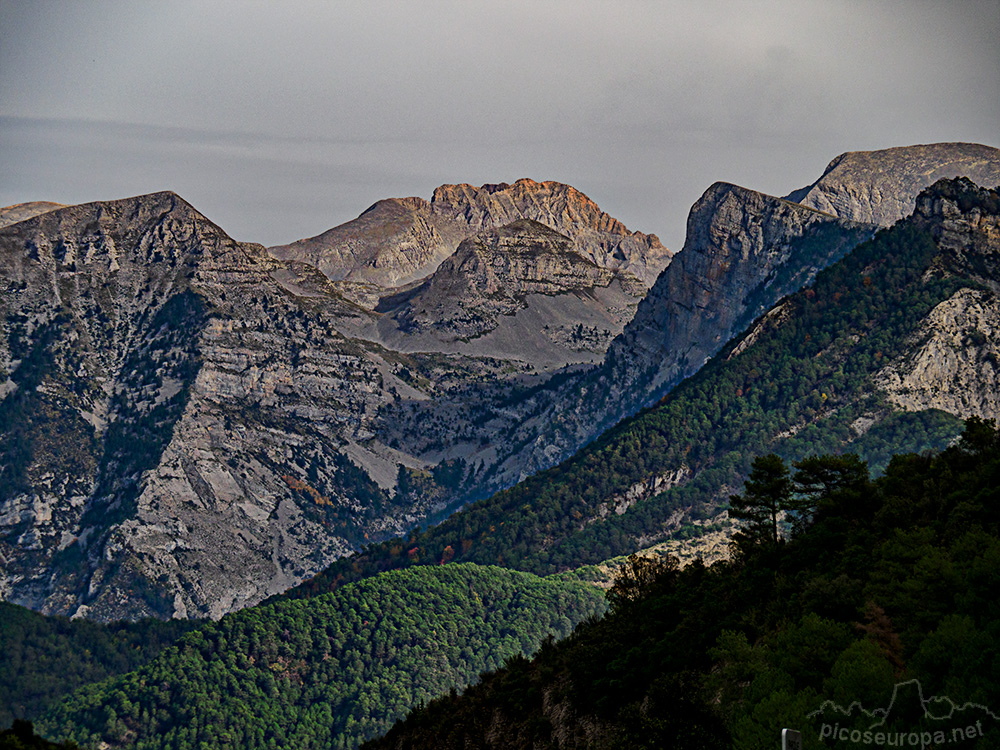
[269, 178, 671, 300]
[787, 142, 1000, 225]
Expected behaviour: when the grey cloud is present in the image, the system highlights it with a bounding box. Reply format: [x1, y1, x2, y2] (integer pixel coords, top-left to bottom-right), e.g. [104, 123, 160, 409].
[1, 0, 998, 252]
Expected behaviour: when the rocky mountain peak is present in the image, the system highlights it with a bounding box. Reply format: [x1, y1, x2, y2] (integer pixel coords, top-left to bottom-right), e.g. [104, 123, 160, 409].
[787, 142, 1000, 226]
[269, 178, 672, 302]
[430, 178, 670, 285]
[430, 178, 629, 236]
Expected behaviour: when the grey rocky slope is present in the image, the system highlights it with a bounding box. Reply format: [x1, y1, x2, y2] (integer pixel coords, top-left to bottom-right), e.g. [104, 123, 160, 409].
[786, 142, 1000, 225]
[0, 192, 394, 620]
[269, 178, 670, 306]
[0, 188, 667, 622]
[474, 143, 1000, 491]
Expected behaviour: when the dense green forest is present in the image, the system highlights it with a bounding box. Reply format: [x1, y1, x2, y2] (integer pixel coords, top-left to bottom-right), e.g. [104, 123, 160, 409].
[0, 605, 195, 726]
[367, 418, 1000, 749]
[35, 565, 605, 750]
[279, 180, 994, 601]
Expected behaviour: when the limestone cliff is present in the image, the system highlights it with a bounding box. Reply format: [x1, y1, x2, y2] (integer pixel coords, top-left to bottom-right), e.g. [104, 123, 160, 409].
[877, 178, 1000, 421]
[0, 193, 451, 621]
[5, 148, 999, 623]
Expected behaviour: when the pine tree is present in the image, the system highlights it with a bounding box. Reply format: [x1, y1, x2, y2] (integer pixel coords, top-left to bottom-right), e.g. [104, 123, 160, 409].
[729, 454, 792, 548]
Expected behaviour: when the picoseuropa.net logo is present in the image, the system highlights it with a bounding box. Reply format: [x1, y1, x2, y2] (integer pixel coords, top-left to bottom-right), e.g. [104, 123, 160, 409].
[808, 680, 998, 747]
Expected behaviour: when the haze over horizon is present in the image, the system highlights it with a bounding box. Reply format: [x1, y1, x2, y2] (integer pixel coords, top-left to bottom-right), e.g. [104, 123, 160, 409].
[2, 0, 998, 252]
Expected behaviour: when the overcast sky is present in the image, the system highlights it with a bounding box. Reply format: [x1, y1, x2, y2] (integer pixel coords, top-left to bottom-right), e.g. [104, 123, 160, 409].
[2, 0, 998, 251]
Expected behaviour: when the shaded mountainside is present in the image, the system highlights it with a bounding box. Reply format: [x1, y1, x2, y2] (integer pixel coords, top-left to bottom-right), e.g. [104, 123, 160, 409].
[479, 185, 874, 490]
[364, 420, 1000, 749]
[36, 564, 606, 750]
[0, 603, 195, 727]
[268, 196, 466, 291]
[280, 178, 1000, 602]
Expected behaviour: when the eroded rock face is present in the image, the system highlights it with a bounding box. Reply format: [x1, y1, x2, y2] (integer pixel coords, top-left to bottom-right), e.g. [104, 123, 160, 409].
[6, 149, 999, 623]
[879, 287, 1000, 420]
[878, 179, 1000, 421]
[370, 219, 642, 363]
[270, 178, 672, 304]
[0, 193, 442, 621]
[0, 190, 664, 622]
[602, 184, 873, 404]
[787, 142, 1000, 226]
[477, 184, 876, 490]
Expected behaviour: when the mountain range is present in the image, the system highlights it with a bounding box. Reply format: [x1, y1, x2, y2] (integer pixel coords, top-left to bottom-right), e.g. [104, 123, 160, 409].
[1, 142, 999, 624]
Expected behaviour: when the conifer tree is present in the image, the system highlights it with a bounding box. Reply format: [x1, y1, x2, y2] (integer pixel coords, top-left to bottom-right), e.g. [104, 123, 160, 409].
[729, 453, 792, 548]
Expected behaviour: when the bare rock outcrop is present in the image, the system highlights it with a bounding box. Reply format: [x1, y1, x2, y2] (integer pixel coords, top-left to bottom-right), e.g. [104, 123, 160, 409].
[269, 178, 672, 308]
[430, 178, 671, 286]
[878, 287, 1000, 420]
[787, 142, 1000, 226]
[878, 178, 1000, 421]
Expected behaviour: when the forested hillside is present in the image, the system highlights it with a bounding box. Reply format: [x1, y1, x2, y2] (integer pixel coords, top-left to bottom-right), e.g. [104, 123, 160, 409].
[0, 605, 195, 726]
[367, 418, 1000, 749]
[35, 565, 605, 750]
[279, 178, 997, 601]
